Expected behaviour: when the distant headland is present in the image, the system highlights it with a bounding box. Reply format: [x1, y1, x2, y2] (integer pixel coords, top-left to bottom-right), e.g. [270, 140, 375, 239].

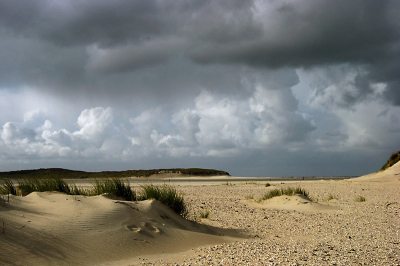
[0, 168, 230, 179]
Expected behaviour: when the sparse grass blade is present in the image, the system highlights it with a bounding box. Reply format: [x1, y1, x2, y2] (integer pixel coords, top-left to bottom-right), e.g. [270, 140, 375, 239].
[7, 178, 186, 217]
[54, 178, 71, 194]
[355, 196, 366, 202]
[69, 183, 88, 196]
[293, 187, 309, 197]
[326, 194, 338, 201]
[141, 184, 187, 217]
[18, 179, 38, 196]
[245, 194, 254, 200]
[260, 187, 309, 201]
[111, 178, 136, 201]
[199, 210, 210, 219]
[261, 188, 282, 200]
[90, 178, 136, 201]
[0, 179, 17, 195]
[18, 178, 70, 196]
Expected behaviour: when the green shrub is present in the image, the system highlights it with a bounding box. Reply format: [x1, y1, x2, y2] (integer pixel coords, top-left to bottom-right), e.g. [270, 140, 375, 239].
[265, 183, 271, 187]
[141, 184, 187, 217]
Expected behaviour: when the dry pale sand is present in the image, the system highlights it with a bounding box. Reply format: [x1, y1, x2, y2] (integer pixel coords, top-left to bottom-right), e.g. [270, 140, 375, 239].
[0, 193, 240, 266]
[1, 162, 399, 265]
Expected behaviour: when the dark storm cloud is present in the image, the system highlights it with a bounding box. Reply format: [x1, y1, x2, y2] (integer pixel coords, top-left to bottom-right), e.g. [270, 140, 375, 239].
[190, 1, 398, 67]
[0, 0, 399, 106]
[0, 0, 167, 47]
[187, 0, 400, 105]
[0, 30, 87, 89]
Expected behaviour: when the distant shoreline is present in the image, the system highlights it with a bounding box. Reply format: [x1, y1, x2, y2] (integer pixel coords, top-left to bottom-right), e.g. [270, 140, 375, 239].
[0, 167, 230, 179]
[0, 168, 358, 181]
[60, 176, 354, 187]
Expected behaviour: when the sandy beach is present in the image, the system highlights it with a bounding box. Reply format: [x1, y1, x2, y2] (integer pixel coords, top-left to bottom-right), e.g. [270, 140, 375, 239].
[1, 163, 399, 265]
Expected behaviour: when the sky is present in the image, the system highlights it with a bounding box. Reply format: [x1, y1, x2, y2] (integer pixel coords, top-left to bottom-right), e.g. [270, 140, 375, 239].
[0, 0, 399, 177]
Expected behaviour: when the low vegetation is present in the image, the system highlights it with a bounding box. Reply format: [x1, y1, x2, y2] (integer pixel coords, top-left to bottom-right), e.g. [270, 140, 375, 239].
[245, 194, 254, 200]
[199, 210, 210, 219]
[381, 151, 400, 171]
[92, 178, 136, 201]
[355, 195, 366, 202]
[259, 187, 309, 202]
[326, 194, 338, 201]
[140, 184, 187, 217]
[0, 179, 17, 195]
[0, 178, 187, 216]
[18, 178, 71, 196]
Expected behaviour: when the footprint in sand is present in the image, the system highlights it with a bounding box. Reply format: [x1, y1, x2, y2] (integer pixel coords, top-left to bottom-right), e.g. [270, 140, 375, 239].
[126, 222, 162, 238]
[127, 224, 140, 232]
[144, 221, 161, 233]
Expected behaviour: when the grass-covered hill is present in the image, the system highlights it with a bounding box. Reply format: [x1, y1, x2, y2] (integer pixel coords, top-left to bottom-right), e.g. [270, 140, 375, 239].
[381, 151, 400, 171]
[0, 168, 230, 180]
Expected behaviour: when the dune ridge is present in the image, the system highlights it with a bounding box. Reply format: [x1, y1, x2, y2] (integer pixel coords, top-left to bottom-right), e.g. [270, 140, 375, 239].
[353, 160, 400, 182]
[0, 192, 239, 266]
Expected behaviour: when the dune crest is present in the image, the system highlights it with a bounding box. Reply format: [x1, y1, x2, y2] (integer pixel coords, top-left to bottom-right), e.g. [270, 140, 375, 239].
[353, 161, 400, 182]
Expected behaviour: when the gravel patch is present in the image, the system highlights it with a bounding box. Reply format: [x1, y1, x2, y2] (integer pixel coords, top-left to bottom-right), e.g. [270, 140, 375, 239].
[138, 180, 400, 265]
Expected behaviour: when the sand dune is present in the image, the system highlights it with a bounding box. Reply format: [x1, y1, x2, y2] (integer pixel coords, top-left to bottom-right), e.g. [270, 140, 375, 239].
[1, 162, 399, 265]
[247, 194, 339, 212]
[0, 192, 239, 266]
[352, 160, 400, 182]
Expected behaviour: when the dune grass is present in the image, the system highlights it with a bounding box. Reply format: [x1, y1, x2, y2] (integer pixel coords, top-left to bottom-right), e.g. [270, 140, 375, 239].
[18, 178, 71, 196]
[381, 151, 400, 171]
[199, 210, 210, 219]
[140, 184, 187, 217]
[355, 195, 366, 202]
[326, 194, 338, 201]
[260, 187, 309, 202]
[0, 178, 188, 216]
[0, 179, 17, 195]
[68, 183, 89, 196]
[3, 178, 135, 200]
[91, 178, 136, 201]
[245, 194, 254, 200]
